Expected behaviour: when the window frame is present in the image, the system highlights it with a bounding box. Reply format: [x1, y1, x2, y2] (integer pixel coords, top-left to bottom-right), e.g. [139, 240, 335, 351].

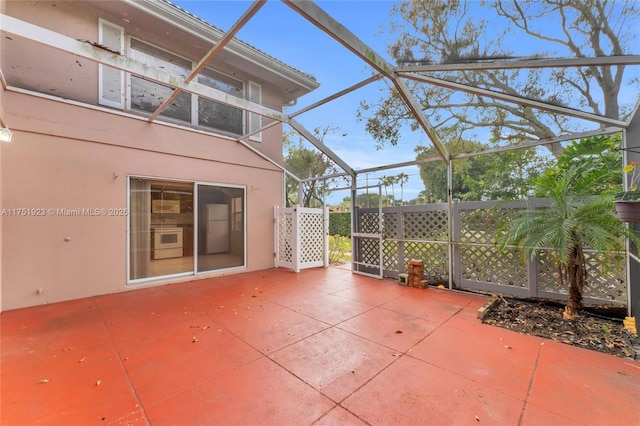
[196, 67, 246, 135]
[98, 20, 266, 139]
[126, 37, 248, 136]
[98, 19, 125, 108]
[248, 81, 263, 142]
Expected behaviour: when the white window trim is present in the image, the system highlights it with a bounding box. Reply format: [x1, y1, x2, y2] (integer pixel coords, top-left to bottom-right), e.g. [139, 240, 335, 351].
[98, 18, 125, 108]
[125, 35, 134, 112]
[248, 81, 262, 142]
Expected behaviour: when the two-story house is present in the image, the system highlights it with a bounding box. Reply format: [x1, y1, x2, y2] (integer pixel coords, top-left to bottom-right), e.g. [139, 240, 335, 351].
[0, 0, 319, 310]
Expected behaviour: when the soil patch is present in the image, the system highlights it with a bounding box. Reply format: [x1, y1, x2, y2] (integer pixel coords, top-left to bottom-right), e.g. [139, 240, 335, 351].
[482, 298, 640, 360]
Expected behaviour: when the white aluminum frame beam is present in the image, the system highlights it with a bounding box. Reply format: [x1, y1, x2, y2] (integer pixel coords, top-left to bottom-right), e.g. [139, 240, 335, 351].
[357, 156, 443, 175]
[1, 13, 359, 178]
[149, 0, 266, 122]
[239, 118, 355, 178]
[0, 68, 7, 90]
[234, 138, 302, 181]
[401, 72, 627, 128]
[122, 0, 319, 93]
[300, 171, 351, 182]
[628, 98, 640, 133]
[396, 55, 640, 73]
[288, 118, 354, 176]
[392, 77, 450, 163]
[0, 14, 286, 122]
[454, 127, 623, 160]
[290, 75, 382, 118]
[236, 119, 281, 143]
[283, 0, 450, 164]
[354, 127, 623, 175]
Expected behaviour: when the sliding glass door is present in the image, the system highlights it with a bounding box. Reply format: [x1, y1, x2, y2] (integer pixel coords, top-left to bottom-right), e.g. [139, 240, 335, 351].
[128, 177, 245, 283]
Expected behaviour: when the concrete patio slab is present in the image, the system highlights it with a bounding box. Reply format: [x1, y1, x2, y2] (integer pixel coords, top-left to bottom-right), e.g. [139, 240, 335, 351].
[2, 266, 638, 425]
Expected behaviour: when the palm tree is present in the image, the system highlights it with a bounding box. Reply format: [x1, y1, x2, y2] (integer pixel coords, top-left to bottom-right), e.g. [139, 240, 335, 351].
[396, 172, 409, 204]
[499, 163, 639, 319]
[379, 175, 395, 206]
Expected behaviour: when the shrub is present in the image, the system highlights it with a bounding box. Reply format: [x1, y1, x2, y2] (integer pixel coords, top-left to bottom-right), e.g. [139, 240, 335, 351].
[328, 235, 350, 264]
[329, 212, 351, 237]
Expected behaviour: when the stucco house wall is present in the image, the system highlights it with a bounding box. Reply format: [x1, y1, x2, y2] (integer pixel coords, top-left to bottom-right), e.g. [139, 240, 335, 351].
[1, 91, 282, 310]
[0, 1, 317, 310]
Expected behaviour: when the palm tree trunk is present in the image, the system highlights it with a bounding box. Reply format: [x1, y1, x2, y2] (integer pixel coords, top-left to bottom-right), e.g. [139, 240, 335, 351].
[564, 242, 586, 319]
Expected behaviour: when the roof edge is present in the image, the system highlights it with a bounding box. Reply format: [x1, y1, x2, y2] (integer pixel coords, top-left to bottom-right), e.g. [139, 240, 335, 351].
[123, 0, 319, 93]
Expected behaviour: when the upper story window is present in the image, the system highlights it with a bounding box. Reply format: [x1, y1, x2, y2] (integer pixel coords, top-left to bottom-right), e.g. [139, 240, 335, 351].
[99, 19, 257, 138]
[128, 39, 194, 123]
[197, 68, 244, 135]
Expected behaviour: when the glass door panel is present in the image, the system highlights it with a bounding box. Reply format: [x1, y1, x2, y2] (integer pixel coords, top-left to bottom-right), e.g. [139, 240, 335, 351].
[129, 178, 194, 281]
[196, 184, 245, 273]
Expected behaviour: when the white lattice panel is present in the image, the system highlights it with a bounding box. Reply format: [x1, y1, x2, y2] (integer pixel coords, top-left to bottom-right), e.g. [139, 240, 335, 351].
[360, 212, 381, 234]
[403, 211, 448, 241]
[298, 207, 326, 268]
[274, 206, 328, 272]
[383, 213, 398, 239]
[460, 245, 528, 288]
[403, 241, 448, 278]
[275, 208, 295, 268]
[538, 250, 626, 303]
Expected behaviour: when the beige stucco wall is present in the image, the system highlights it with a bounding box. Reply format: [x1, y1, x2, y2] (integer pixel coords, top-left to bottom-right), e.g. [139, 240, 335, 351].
[1, 90, 284, 310]
[2, 1, 99, 105]
[2, 0, 287, 167]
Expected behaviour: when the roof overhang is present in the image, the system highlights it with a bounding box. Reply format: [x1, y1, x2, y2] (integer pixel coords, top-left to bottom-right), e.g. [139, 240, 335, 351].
[90, 0, 320, 102]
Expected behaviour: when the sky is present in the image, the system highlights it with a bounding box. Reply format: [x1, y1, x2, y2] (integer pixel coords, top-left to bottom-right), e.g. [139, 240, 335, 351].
[171, 0, 640, 205]
[172, 0, 431, 204]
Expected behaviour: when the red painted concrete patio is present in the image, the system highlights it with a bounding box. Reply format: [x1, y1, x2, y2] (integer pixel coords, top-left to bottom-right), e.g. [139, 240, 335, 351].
[2, 266, 639, 425]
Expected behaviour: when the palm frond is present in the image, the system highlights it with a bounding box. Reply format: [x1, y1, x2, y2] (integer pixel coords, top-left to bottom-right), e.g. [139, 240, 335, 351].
[499, 162, 638, 270]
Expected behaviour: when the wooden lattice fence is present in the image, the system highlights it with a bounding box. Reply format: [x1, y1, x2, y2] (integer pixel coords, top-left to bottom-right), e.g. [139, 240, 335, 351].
[354, 199, 627, 306]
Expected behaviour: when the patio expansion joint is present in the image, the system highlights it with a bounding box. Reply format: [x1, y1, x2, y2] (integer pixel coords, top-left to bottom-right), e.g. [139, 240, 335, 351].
[198, 304, 332, 359]
[310, 403, 374, 426]
[262, 319, 409, 399]
[516, 343, 542, 426]
[93, 297, 151, 425]
[263, 325, 405, 426]
[110, 308, 269, 412]
[328, 297, 456, 358]
[397, 304, 541, 406]
[285, 302, 379, 329]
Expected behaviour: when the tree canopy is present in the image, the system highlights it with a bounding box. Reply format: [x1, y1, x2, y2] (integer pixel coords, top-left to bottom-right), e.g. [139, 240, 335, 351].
[358, 0, 639, 159]
[536, 133, 623, 196]
[283, 128, 339, 207]
[416, 139, 550, 202]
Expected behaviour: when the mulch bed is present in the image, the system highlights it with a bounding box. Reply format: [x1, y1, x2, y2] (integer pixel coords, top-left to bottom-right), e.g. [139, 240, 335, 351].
[482, 298, 640, 360]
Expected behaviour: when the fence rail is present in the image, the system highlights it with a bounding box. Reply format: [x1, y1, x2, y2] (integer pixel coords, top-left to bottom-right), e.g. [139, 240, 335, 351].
[354, 198, 627, 306]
